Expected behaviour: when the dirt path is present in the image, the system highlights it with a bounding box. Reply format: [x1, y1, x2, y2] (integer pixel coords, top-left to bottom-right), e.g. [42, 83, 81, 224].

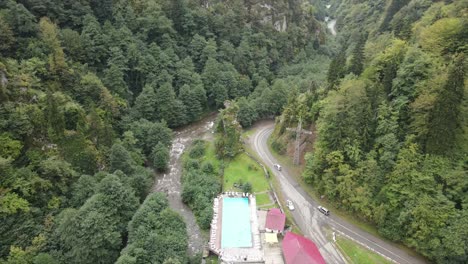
[152, 113, 217, 255]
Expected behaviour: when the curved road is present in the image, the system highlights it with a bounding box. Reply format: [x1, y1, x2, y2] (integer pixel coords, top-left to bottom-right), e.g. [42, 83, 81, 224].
[249, 122, 426, 264]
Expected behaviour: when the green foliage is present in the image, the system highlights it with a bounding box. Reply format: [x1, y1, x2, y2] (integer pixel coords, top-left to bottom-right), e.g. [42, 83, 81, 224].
[215, 102, 243, 158]
[109, 143, 135, 175]
[128, 119, 172, 157]
[425, 54, 466, 155]
[54, 175, 139, 264]
[0, 133, 22, 160]
[236, 97, 257, 128]
[349, 33, 366, 76]
[182, 141, 221, 230]
[419, 17, 466, 55]
[188, 140, 206, 159]
[0, 0, 417, 262]
[151, 142, 170, 172]
[118, 192, 188, 264]
[0, 15, 14, 55]
[155, 82, 187, 128]
[0, 192, 30, 215]
[242, 182, 252, 193]
[297, 1, 467, 262]
[327, 50, 346, 90]
[39, 17, 67, 74]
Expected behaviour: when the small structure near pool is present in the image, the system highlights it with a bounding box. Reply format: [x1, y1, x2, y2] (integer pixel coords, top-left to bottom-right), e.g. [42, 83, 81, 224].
[265, 208, 286, 233]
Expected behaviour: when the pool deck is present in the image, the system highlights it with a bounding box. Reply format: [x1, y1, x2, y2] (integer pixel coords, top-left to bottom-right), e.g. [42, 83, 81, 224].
[209, 192, 264, 263]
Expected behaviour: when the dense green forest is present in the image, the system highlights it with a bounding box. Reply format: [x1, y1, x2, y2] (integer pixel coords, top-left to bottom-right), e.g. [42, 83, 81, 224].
[273, 0, 467, 263]
[0, 0, 330, 263]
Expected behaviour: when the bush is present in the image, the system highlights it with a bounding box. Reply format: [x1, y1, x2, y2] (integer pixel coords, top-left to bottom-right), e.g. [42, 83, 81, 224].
[189, 140, 205, 158]
[242, 182, 252, 193]
[181, 141, 221, 230]
[271, 139, 286, 154]
[247, 164, 258, 171]
[201, 161, 215, 174]
[151, 142, 170, 171]
[184, 159, 199, 170]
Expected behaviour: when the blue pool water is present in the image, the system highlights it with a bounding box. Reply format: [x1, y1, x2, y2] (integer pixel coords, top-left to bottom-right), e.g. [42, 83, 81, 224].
[221, 197, 252, 248]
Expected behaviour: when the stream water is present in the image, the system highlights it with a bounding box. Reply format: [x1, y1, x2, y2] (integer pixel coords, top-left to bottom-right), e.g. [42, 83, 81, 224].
[325, 2, 337, 36]
[327, 19, 337, 36]
[152, 114, 216, 255]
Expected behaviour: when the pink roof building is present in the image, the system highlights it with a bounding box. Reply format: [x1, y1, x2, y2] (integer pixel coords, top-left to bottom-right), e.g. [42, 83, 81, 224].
[265, 208, 286, 233]
[282, 232, 326, 264]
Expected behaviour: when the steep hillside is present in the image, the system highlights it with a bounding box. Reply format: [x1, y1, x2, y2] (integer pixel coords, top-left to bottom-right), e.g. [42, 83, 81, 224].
[273, 0, 467, 263]
[0, 0, 333, 263]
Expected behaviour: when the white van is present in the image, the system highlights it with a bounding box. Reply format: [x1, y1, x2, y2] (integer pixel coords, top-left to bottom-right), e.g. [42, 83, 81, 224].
[318, 206, 330, 216]
[274, 164, 282, 171]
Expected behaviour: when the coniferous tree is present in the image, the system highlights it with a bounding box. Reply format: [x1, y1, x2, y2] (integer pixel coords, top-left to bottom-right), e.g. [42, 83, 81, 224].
[80, 14, 105, 67]
[109, 143, 135, 175]
[57, 175, 139, 264]
[178, 84, 202, 123]
[132, 84, 158, 121]
[379, 0, 411, 32]
[189, 34, 207, 71]
[39, 17, 67, 75]
[349, 34, 366, 76]
[46, 92, 65, 140]
[327, 50, 346, 90]
[104, 65, 130, 100]
[425, 54, 466, 155]
[155, 82, 187, 127]
[0, 16, 14, 55]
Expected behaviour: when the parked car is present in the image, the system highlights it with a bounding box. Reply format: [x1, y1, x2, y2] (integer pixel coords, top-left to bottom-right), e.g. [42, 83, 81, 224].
[318, 206, 330, 216]
[274, 164, 282, 171]
[286, 200, 295, 210]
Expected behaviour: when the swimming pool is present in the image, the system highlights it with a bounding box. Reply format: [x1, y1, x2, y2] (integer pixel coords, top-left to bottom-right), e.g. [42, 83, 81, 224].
[221, 197, 252, 248]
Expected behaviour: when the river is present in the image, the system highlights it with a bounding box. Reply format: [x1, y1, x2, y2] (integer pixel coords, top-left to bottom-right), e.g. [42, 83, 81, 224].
[327, 19, 337, 36]
[152, 113, 217, 255]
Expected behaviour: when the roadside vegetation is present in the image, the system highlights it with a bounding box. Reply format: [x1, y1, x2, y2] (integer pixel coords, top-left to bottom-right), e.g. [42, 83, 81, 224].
[336, 236, 393, 264]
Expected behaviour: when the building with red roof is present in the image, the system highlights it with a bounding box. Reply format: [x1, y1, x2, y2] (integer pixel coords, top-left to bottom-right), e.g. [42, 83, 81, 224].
[265, 208, 286, 233]
[282, 232, 326, 264]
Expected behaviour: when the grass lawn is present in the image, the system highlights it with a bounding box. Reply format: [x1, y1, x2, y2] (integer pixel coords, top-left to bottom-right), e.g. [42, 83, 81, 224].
[255, 192, 271, 206]
[242, 127, 256, 138]
[203, 141, 220, 170]
[336, 237, 393, 264]
[223, 153, 270, 193]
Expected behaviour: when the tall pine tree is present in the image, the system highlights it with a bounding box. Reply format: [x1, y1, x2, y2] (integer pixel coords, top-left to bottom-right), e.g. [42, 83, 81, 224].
[425, 54, 466, 155]
[349, 34, 366, 76]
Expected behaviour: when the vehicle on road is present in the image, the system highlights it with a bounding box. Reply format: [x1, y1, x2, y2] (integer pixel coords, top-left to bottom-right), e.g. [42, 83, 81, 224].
[318, 206, 330, 216]
[274, 164, 282, 171]
[286, 199, 295, 210]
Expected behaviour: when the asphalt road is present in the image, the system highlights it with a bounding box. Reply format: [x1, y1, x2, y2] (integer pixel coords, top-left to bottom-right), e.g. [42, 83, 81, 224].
[249, 122, 427, 264]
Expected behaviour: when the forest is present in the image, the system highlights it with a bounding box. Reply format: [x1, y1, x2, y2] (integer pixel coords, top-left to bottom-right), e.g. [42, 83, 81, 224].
[0, 0, 330, 263]
[272, 0, 467, 263]
[1, 0, 466, 263]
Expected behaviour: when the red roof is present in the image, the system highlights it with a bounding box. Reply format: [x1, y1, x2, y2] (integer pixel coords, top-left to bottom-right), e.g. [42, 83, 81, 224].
[282, 232, 326, 264]
[265, 208, 286, 231]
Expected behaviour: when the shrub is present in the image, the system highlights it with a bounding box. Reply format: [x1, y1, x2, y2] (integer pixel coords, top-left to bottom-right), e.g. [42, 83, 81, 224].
[189, 140, 205, 158]
[242, 182, 252, 193]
